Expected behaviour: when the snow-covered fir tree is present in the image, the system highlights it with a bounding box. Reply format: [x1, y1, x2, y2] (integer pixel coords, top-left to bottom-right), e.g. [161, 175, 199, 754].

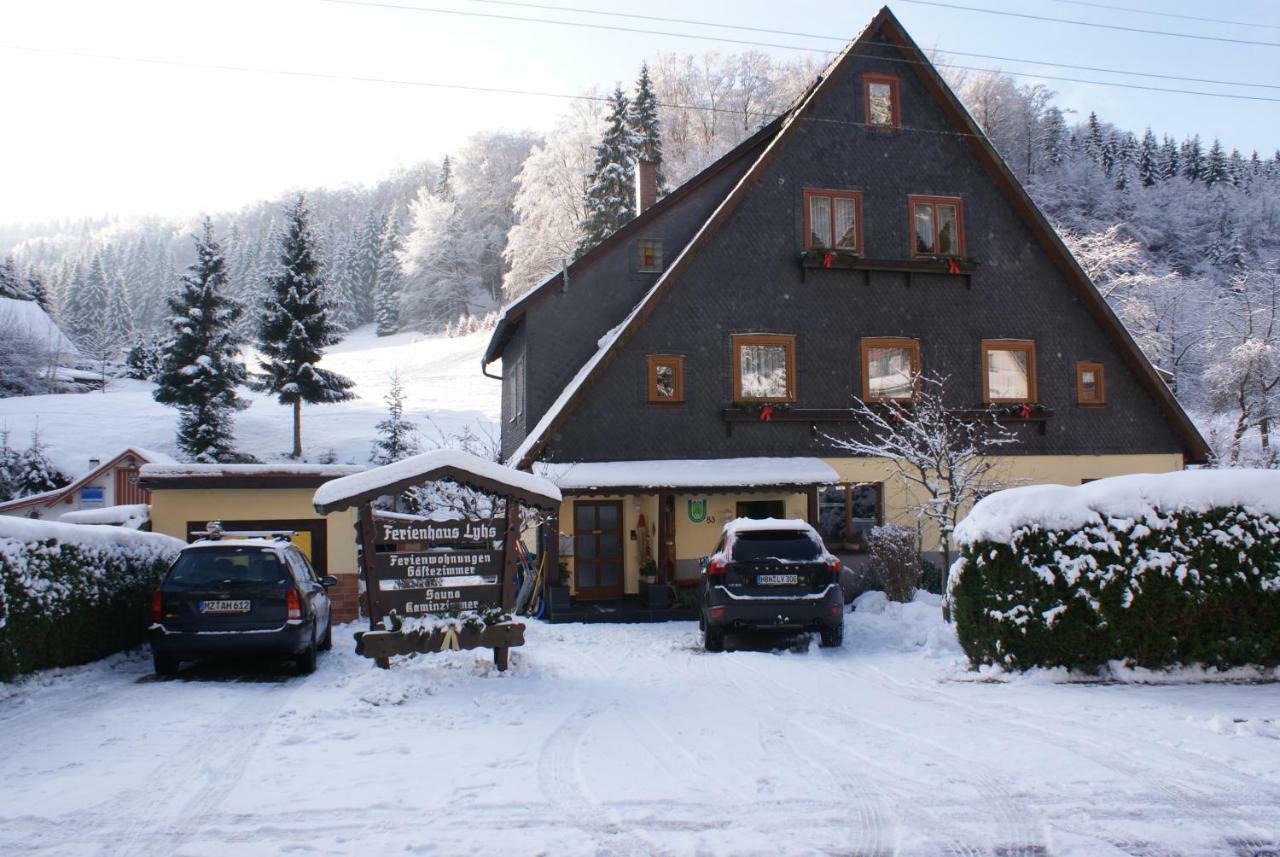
[15, 427, 69, 497]
[153, 218, 248, 462]
[0, 428, 18, 501]
[370, 370, 420, 465]
[628, 63, 666, 195]
[374, 215, 403, 336]
[576, 85, 637, 256]
[399, 163, 482, 328]
[63, 252, 110, 348]
[124, 335, 164, 381]
[104, 271, 134, 350]
[255, 196, 355, 459]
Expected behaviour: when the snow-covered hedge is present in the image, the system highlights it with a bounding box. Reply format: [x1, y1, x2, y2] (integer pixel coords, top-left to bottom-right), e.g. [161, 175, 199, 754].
[949, 470, 1280, 672]
[0, 517, 183, 680]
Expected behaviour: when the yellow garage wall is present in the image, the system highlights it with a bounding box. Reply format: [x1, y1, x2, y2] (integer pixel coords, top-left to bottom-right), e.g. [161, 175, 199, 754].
[148, 489, 359, 575]
[671, 492, 807, 565]
[821, 453, 1184, 551]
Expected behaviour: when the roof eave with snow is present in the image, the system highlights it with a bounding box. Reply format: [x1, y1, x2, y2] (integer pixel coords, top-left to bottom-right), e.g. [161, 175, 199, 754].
[534, 457, 840, 493]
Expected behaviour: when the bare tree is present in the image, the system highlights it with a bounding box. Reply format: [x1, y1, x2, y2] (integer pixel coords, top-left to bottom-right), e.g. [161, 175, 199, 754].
[1204, 266, 1280, 466]
[826, 372, 1018, 583]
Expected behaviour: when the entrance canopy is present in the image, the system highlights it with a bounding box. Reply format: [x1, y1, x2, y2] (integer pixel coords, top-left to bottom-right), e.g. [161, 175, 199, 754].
[533, 457, 839, 494]
[313, 449, 562, 515]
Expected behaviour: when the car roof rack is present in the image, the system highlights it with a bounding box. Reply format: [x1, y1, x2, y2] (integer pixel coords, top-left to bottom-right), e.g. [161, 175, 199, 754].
[190, 521, 298, 542]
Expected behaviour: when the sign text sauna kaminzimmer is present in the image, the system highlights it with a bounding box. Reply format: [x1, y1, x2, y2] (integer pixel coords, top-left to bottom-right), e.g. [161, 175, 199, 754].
[372, 517, 507, 618]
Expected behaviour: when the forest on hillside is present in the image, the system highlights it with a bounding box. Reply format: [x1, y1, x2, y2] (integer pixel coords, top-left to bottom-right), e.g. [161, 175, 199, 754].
[1, 49, 1277, 465]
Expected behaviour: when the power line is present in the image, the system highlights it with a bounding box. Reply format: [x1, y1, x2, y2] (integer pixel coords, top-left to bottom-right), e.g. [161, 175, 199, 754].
[895, 0, 1280, 49]
[314, 0, 1280, 103]
[1047, 0, 1280, 32]
[453, 0, 1280, 91]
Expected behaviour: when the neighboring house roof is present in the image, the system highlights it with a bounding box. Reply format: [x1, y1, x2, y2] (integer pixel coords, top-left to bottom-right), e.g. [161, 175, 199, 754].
[535, 457, 840, 493]
[0, 447, 164, 514]
[481, 117, 785, 368]
[505, 6, 1210, 468]
[0, 296, 80, 360]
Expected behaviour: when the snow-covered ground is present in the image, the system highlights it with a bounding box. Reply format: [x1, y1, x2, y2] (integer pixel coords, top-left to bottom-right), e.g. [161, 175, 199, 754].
[0, 324, 499, 477]
[1, 596, 1276, 857]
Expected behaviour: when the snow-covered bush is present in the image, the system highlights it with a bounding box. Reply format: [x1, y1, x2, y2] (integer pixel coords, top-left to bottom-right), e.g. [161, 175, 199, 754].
[950, 471, 1280, 672]
[0, 518, 183, 680]
[867, 524, 921, 603]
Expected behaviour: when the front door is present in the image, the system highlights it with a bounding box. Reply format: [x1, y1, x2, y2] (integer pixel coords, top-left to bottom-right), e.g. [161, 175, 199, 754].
[574, 500, 624, 599]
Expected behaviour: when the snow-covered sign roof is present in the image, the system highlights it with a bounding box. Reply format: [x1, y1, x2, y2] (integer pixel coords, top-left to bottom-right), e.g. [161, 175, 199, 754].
[534, 457, 840, 491]
[0, 296, 79, 359]
[313, 449, 562, 514]
[955, 469, 1280, 547]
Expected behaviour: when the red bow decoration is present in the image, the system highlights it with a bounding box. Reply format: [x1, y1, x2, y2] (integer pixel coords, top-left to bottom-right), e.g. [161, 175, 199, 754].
[759, 404, 774, 421]
[823, 252, 835, 269]
[946, 258, 961, 275]
[1020, 404, 1032, 419]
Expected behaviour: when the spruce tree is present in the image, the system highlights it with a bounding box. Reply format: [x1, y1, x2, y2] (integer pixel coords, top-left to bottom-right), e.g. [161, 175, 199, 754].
[1137, 129, 1158, 187]
[255, 196, 355, 459]
[16, 427, 68, 497]
[628, 63, 666, 195]
[577, 85, 638, 256]
[1181, 135, 1204, 182]
[64, 252, 110, 347]
[1158, 135, 1180, 181]
[371, 370, 420, 465]
[105, 272, 134, 350]
[0, 428, 18, 502]
[1041, 107, 1065, 166]
[1204, 139, 1229, 188]
[1083, 112, 1104, 166]
[374, 216, 403, 336]
[153, 219, 248, 462]
[0, 257, 27, 300]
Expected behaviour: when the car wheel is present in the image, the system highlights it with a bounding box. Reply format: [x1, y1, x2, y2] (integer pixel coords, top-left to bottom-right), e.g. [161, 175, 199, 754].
[704, 625, 725, 653]
[319, 618, 333, 651]
[295, 628, 318, 675]
[819, 623, 844, 648]
[153, 653, 180, 677]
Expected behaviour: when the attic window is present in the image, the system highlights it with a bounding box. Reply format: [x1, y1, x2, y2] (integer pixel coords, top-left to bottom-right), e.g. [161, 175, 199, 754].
[982, 340, 1037, 403]
[909, 195, 964, 257]
[647, 354, 684, 404]
[1077, 361, 1105, 405]
[733, 334, 796, 403]
[638, 239, 663, 273]
[804, 189, 862, 252]
[863, 74, 901, 129]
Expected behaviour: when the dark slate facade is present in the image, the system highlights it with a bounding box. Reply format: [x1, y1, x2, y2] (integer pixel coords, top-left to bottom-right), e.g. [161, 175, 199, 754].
[496, 132, 770, 460]
[490, 14, 1205, 467]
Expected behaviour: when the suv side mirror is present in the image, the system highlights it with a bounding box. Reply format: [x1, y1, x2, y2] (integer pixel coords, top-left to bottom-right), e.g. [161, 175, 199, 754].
[320, 575, 339, 588]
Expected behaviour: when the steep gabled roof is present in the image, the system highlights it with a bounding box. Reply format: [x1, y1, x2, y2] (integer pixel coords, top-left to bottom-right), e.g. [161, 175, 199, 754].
[482, 114, 785, 367]
[507, 6, 1209, 468]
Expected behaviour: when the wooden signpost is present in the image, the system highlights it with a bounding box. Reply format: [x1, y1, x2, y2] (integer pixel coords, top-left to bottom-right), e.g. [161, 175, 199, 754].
[313, 451, 562, 672]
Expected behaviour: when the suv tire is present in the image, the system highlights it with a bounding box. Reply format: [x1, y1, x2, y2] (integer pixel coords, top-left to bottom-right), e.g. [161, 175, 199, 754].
[819, 623, 844, 648]
[153, 653, 180, 677]
[704, 625, 726, 653]
[319, 619, 333, 651]
[295, 628, 318, 675]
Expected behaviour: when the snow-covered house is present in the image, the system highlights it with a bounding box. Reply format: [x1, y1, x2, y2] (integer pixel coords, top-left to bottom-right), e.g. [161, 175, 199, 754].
[0, 447, 172, 522]
[482, 8, 1209, 606]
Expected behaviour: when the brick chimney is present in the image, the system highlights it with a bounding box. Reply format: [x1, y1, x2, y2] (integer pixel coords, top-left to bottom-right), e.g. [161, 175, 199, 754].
[635, 159, 658, 214]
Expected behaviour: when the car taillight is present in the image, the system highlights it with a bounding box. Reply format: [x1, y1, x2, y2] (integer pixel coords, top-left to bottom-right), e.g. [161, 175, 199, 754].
[825, 556, 841, 579]
[707, 556, 727, 577]
[286, 588, 303, 620]
[150, 589, 163, 622]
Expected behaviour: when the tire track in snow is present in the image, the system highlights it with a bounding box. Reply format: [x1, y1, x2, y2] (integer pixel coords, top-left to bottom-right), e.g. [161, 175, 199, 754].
[733, 653, 1042, 856]
[706, 648, 894, 856]
[838, 659, 1280, 848]
[535, 647, 670, 857]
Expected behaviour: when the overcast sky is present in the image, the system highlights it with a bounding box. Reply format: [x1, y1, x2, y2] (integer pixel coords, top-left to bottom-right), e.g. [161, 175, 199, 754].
[2, 0, 1277, 225]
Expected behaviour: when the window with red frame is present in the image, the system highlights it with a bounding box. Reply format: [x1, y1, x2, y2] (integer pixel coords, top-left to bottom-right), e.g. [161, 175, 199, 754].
[863, 74, 901, 129]
[909, 195, 964, 257]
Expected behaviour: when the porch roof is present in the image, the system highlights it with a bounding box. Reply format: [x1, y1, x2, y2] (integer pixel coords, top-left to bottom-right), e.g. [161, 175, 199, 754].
[533, 457, 839, 494]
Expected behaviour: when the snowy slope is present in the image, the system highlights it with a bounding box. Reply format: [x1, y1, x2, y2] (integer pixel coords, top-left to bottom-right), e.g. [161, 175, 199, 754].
[0, 297, 79, 358]
[0, 324, 500, 477]
[0, 598, 1276, 855]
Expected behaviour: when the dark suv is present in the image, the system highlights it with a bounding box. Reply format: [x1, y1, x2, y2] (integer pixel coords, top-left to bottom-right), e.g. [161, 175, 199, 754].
[700, 518, 844, 651]
[148, 537, 336, 676]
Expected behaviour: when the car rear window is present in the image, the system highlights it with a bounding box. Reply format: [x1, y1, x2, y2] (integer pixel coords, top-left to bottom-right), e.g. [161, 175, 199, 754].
[730, 530, 821, 563]
[167, 547, 287, 586]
